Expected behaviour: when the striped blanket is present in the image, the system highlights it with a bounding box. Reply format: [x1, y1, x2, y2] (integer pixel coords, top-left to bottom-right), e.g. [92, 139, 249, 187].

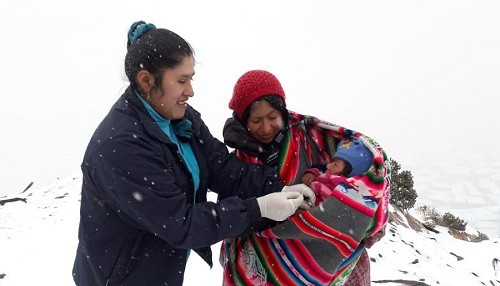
[220, 112, 391, 285]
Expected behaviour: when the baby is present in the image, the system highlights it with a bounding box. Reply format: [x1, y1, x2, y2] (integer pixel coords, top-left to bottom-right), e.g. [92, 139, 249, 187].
[301, 138, 374, 199]
[300, 137, 386, 249]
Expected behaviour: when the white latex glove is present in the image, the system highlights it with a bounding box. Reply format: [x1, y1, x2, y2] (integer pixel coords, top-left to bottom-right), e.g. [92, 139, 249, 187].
[282, 184, 316, 210]
[256, 192, 304, 221]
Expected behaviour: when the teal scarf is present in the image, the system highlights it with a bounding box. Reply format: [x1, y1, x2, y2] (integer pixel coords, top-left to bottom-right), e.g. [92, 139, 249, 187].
[136, 92, 200, 196]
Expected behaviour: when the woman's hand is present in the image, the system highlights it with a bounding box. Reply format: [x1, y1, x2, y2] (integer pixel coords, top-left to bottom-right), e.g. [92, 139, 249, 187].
[256, 192, 304, 221]
[282, 184, 316, 210]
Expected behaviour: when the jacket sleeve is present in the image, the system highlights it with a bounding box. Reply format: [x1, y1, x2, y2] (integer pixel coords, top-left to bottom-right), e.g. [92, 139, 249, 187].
[303, 164, 326, 177]
[86, 130, 264, 250]
[194, 113, 284, 200]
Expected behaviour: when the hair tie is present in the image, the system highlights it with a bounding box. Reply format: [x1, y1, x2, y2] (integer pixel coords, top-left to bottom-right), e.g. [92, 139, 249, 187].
[128, 20, 157, 44]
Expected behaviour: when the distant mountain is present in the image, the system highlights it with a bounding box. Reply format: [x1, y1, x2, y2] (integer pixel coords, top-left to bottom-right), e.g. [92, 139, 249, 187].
[0, 172, 499, 285]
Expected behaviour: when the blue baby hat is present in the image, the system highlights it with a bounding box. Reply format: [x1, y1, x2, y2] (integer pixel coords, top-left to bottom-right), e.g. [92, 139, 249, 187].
[333, 138, 374, 177]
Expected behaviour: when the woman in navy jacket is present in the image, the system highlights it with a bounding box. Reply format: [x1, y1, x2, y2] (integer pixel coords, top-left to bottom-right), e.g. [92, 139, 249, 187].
[72, 21, 314, 286]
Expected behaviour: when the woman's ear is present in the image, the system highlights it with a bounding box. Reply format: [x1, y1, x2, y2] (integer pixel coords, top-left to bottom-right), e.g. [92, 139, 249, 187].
[136, 70, 155, 93]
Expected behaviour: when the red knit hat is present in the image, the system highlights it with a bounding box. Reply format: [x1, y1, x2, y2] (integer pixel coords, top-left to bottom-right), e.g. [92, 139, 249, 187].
[229, 70, 286, 119]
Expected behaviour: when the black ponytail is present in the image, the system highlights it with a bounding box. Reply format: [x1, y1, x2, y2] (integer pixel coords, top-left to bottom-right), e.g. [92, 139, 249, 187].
[124, 20, 195, 90]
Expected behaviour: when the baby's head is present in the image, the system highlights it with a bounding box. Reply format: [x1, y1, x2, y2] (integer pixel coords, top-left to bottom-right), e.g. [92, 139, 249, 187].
[327, 138, 374, 177]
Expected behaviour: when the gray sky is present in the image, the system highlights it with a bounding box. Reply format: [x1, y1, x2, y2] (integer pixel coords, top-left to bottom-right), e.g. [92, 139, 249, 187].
[1, 0, 500, 196]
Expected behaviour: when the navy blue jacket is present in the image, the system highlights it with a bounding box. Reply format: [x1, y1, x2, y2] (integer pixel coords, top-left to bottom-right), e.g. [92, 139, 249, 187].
[72, 87, 283, 286]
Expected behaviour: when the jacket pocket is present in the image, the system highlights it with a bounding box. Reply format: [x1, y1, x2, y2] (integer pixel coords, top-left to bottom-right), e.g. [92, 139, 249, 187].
[106, 229, 144, 286]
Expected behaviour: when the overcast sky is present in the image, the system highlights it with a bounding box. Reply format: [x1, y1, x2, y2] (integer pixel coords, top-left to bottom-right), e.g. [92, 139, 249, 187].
[1, 0, 500, 196]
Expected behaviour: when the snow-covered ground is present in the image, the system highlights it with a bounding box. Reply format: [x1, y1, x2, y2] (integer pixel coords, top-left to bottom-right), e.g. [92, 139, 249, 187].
[1, 172, 499, 286]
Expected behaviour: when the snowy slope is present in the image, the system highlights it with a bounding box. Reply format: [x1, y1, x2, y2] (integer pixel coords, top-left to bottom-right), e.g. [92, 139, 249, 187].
[0, 172, 499, 286]
[369, 207, 500, 285]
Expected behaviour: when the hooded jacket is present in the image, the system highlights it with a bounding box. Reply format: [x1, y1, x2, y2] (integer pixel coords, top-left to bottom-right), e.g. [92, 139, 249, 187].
[72, 87, 283, 286]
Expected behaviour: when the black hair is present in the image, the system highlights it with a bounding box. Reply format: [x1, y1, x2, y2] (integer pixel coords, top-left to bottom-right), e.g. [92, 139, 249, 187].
[124, 22, 194, 91]
[342, 161, 353, 177]
[240, 95, 289, 127]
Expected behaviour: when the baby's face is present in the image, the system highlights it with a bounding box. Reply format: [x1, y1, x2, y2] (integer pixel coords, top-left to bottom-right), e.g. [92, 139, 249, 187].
[326, 158, 346, 175]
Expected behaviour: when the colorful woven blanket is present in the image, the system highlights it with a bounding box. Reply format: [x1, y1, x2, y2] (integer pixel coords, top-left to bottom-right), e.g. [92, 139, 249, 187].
[220, 112, 391, 286]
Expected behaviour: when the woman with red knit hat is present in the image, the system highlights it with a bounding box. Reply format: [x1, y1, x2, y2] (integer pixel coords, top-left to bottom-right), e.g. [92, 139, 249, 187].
[219, 70, 391, 285]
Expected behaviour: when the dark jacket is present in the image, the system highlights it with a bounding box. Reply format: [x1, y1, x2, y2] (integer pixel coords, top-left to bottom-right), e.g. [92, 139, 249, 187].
[72, 87, 283, 286]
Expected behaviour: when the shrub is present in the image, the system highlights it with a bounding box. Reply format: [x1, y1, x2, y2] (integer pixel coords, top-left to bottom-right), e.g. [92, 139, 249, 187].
[470, 231, 489, 242]
[389, 159, 418, 210]
[416, 205, 440, 222]
[440, 212, 467, 231]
